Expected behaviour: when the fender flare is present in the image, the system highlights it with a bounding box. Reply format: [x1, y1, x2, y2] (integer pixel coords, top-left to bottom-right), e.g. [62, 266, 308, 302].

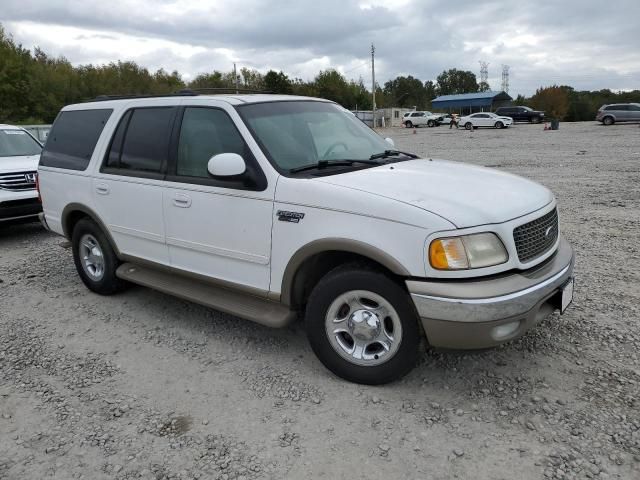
[280, 238, 411, 306]
[60, 203, 122, 257]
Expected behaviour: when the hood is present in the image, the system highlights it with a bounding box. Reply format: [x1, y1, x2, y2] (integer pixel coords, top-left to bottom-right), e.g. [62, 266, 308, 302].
[316, 159, 554, 228]
[0, 155, 40, 173]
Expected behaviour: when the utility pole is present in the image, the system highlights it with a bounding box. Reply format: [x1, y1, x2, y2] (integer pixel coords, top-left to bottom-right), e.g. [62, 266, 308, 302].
[479, 60, 489, 86]
[371, 43, 376, 128]
[501, 65, 510, 94]
[233, 62, 239, 94]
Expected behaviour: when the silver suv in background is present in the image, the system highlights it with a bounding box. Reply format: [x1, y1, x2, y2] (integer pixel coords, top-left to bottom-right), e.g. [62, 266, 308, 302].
[596, 103, 640, 125]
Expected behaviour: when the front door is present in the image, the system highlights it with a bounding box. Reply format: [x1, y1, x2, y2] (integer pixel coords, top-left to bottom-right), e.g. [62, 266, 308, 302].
[162, 106, 274, 294]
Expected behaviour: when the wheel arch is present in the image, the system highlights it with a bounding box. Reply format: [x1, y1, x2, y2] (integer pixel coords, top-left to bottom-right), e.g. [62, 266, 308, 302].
[61, 203, 121, 257]
[280, 238, 411, 309]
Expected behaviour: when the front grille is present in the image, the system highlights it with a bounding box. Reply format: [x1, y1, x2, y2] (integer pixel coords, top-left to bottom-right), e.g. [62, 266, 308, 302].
[513, 208, 559, 263]
[0, 171, 37, 191]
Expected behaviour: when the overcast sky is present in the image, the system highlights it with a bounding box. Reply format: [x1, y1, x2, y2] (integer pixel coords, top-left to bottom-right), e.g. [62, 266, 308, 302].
[2, 0, 639, 96]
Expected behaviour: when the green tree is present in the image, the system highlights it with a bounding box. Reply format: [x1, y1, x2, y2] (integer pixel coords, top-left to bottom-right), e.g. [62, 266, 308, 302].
[436, 68, 479, 95]
[383, 75, 428, 108]
[530, 85, 570, 120]
[313, 69, 350, 106]
[264, 70, 293, 94]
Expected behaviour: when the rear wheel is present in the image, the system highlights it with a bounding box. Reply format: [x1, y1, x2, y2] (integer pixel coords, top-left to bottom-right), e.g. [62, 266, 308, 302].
[305, 265, 421, 385]
[427, 119, 435, 127]
[404, 121, 413, 128]
[72, 218, 128, 295]
[465, 122, 473, 130]
[602, 116, 614, 126]
[494, 121, 504, 129]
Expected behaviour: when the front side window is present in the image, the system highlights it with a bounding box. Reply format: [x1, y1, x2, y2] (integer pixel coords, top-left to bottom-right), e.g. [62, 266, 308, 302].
[105, 107, 175, 173]
[176, 108, 247, 178]
[237, 101, 393, 173]
[0, 129, 42, 158]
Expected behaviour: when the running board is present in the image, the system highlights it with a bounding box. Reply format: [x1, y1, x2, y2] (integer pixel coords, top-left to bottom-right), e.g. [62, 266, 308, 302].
[116, 263, 295, 328]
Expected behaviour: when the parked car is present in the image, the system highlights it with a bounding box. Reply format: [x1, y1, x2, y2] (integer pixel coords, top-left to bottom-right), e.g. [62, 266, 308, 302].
[0, 124, 43, 224]
[495, 106, 544, 123]
[402, 111, 441, 128]
[596, 103, 640, 125]
[38, 94, 574, 384]
[460, 112, 513, 130]
[435, 113, 453, 125]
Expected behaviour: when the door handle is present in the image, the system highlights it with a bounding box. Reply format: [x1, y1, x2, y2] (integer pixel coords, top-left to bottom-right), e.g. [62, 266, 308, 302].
[95, 183, 110, 195]
[172, 193, 192, 208]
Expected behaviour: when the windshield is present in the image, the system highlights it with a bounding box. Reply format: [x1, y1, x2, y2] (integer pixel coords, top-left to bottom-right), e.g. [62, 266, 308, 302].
[237, 101, 393, 173]
[0, 129, 42, 157]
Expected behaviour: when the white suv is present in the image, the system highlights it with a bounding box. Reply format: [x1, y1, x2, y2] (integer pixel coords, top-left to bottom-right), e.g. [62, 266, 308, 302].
[402, 111, 442, 128]
[38, 94, 575, 384]
[0, 124, 43, 223]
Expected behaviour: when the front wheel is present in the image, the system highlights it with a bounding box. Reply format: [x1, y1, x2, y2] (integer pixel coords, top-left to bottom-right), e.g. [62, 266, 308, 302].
[305, 265, 421, 385]
[494, 121, 504, 129]
[465, 122, 473, 130]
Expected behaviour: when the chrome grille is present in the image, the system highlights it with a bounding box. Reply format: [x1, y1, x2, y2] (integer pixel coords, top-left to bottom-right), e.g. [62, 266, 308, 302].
[513, 208, 559, 263]
[0, 171, 37, 191]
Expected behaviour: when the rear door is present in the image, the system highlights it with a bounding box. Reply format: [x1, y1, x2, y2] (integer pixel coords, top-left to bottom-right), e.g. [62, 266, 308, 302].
[92, 106, 176, 264]
[162, 104, 273, 293]
[628, 104, 640, 122]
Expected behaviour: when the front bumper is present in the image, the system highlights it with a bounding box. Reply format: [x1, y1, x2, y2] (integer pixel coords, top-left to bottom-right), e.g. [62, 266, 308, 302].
[408, 236, 575, 349]
[0, 194, 42, 222]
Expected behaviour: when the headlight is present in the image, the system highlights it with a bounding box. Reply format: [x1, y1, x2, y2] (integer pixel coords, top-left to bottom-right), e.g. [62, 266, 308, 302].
[429, 233, 508, 270]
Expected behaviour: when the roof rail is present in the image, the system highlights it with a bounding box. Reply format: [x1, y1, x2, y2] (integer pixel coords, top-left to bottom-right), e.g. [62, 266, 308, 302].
[90, 88, 272, 102]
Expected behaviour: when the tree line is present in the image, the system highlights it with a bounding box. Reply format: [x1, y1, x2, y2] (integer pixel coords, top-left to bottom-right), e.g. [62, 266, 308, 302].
[1, 25, 638, 124]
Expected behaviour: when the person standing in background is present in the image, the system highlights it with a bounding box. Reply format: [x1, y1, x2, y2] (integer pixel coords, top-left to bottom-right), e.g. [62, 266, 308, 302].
[450, 113, 459, 129]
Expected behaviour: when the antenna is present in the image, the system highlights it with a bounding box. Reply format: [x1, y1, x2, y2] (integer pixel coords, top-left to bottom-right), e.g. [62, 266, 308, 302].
[501, 65, 510, 93]
[479, 61, 489, 85]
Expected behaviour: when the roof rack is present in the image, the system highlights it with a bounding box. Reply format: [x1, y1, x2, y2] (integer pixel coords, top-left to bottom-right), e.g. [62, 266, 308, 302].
[90, 88, 272, 102]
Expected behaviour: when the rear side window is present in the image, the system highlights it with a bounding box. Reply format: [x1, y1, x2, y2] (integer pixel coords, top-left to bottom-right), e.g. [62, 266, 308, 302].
[605, 105, 626, 111]
[40, 109, 112, 170]
[104, 107, 176, 174]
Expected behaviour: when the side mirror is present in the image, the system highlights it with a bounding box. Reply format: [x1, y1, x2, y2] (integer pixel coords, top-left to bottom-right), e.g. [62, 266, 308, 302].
[207, 153, 246, 177]
[385, 137, 395, 147]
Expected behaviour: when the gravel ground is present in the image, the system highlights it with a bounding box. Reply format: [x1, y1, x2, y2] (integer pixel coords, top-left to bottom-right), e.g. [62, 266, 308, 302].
[1, 121, 639, 479]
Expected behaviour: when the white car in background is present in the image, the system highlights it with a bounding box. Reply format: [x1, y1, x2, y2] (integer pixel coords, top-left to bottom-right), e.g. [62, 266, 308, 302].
[0, 124, 43, 223]
[460, 112, 513, 130]
[402, 111, 442, 128]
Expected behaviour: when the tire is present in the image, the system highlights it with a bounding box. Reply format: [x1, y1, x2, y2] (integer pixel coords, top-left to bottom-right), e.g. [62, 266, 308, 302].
[305, 264, 421, 385]
[603, 116, 614, 126]
[427, 120, 435, 128]
[404, 121, 413, 128]
[71, 218, 128, 295]
[465, 122, 473, 130]
[494, 121, 504, 129]
[534, 117, 542, 124]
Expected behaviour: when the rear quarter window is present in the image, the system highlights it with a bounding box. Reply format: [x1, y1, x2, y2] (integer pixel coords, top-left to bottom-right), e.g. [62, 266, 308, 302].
[40, 109, 113, 170]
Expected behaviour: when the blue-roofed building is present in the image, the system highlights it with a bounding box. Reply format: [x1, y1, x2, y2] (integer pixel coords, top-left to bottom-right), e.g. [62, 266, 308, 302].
[431, 91, 512, 115]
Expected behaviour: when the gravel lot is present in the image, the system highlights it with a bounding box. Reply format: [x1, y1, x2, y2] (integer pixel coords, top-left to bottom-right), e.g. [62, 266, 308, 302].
[1, 121, 639, 480]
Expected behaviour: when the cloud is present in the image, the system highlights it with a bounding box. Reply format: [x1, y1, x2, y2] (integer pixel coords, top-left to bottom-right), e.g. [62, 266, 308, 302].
[2, 0, 639, 95]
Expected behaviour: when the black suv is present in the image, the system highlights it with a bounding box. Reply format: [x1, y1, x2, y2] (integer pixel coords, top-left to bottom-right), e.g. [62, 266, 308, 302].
[495, 106, 544, 123]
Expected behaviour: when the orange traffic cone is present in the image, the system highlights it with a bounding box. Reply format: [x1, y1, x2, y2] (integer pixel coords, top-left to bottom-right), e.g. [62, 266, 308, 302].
[544, 123, 549, 131]
[413, 127, 416, 134]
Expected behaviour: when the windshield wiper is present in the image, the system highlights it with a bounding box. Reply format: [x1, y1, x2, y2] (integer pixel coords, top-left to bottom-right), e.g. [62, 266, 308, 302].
[369, 149, 419, 161]
[289, 159, 383, 174]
